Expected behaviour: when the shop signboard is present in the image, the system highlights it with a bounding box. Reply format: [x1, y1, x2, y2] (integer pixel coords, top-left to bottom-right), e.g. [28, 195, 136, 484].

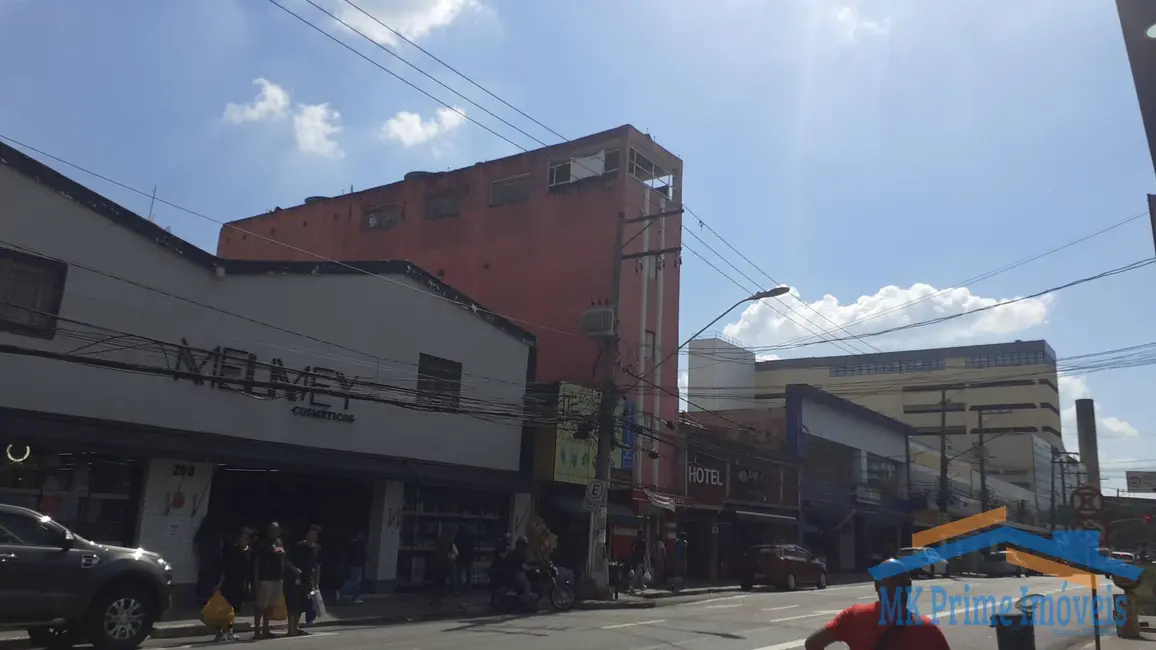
[1126, 471, 1156, 493]
[686, 451, 726, 507]
[620, 398, 637, 473]
[552, 383, 625, 485]
[729, 461, 782, 505]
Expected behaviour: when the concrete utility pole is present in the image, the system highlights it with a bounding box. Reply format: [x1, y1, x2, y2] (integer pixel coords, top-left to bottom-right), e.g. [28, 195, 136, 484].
[938, 387, 950, 514]
[977, 409, 989, 512]
[584, 209, 682, 590]
[1076, 398, 1101, 488]
[1050, 448, 1057, 531]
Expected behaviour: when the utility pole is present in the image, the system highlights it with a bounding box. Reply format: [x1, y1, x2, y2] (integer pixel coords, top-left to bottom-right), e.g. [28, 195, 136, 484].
[584, 208, 681, 592]
[1050, 449, 1057, 532]
[1060, 456, 1068, 528]
[938, 387, 949, 515]
[977, 409, 989, 512]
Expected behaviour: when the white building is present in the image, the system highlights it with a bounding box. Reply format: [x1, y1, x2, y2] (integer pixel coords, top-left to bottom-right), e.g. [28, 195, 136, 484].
[0, 143, 536, 603]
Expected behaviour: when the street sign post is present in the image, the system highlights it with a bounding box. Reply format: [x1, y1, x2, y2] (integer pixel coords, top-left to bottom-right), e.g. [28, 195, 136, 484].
[584, 479, 608, 511]
[1071, 485, 1104, 518]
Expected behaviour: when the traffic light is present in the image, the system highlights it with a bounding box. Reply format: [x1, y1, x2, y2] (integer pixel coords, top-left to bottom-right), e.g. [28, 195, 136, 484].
[1144, 515, 1152, 525]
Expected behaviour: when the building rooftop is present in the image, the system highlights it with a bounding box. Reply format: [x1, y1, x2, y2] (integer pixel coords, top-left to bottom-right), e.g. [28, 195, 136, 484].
[753, 339, 1056, 371]
[0, 142, 537, 346]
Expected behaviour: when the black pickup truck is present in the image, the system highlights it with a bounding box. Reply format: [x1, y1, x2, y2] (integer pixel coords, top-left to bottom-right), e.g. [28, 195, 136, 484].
[0, 504, 172, 650]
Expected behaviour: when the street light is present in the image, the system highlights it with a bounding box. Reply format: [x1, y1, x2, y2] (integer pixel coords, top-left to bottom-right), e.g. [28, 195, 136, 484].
[644, 286, 790, 383]
[1146, 23, 1156, 38]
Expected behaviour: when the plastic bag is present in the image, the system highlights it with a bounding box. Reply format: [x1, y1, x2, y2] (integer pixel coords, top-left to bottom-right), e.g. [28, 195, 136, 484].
[201, 592, 235, 629]
[269, 593, 288, 622]
[306, 590, 328, 625]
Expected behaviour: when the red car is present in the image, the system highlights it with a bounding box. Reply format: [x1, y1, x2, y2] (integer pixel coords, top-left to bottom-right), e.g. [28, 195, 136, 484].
[739, 543, 828, 591]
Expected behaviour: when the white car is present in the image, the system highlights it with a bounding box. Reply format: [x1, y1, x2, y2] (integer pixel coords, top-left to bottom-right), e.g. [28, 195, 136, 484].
[897, 546, 949, 577]
[1110, 551, 1136, 563]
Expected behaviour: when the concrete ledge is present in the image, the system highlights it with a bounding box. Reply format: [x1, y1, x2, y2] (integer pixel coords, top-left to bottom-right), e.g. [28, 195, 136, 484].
[150, 607, 493, 640]
[639, 586, 743, 600]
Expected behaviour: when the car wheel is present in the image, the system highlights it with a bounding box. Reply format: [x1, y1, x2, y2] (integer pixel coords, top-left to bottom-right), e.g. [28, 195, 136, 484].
[817, 571, 828, 590]
[87, 585, 157, 650]
[784, 574, 797, 591]
[27, 626, 81, 650]
[740, 580, 754, 591]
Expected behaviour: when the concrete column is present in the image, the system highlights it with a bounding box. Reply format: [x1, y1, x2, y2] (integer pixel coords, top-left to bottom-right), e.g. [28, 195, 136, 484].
[365, 479, 406, 592]
[854, 450, 869, 485]
[509, 492, 532, 538]
[134, 458, 215, 605]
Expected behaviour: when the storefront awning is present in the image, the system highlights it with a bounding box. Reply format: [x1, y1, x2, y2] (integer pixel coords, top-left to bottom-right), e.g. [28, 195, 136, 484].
[548, 495, 640, 521]
[730, 509, 798, 524]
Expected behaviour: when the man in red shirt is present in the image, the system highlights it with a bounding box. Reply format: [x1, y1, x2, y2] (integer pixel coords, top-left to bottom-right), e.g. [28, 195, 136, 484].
[805, 559, 951, 650]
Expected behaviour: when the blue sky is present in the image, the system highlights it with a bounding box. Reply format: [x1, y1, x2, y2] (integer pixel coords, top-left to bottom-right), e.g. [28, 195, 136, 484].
[2, 0, 1155, 495]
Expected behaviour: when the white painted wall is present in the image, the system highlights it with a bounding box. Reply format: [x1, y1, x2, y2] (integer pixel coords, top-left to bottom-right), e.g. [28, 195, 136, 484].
[800, 396, 907, 461]
[366, 479, 406, 584]
[135, 458, 215, 584]
[687, 338, 755, 412]
[0, 166, 530, 472]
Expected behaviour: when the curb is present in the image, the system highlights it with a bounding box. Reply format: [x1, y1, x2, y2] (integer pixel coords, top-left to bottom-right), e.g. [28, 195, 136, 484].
[639, 587, 742, 600]
[150, 607, 493, 639]
[575, 599, 657, 610]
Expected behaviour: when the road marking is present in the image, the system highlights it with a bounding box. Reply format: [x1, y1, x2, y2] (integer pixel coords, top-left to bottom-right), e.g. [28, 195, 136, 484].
[696, 594, 747, 604]
[750, 641, 806, 650]
[768, 612, 836, 624]
[763, 605, 799, 612]
[269, 632, 340, 641]
[704, 603, 745, 609]
[602, 619, 667, 630]
[857, 595, 875, 600]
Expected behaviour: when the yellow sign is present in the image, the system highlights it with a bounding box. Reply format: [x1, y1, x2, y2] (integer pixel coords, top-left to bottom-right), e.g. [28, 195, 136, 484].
[552, 383, 625, 484]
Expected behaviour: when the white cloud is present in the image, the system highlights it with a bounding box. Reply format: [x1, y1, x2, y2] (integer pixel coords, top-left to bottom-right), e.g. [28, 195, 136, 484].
[329, 0, 477, 47]
[1059, 375, 1139, 451]
[832, 5, 891, 41]
[293, 103, 344, 159]
[380, 107, 467, 147]
[223, 78, 290, 123]
[722, 283, 1052, 352]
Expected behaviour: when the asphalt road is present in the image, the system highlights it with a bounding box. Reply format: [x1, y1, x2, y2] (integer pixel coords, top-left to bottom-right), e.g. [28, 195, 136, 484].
[36, 576, 1127, 650]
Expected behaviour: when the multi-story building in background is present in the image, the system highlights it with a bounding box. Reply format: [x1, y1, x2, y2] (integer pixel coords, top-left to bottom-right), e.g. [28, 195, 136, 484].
[216, 125, 684, 500]
[688, 339, 1066, 506]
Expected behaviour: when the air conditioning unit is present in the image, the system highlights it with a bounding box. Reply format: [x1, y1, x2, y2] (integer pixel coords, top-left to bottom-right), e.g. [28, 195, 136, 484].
[580, 306, 616, 338]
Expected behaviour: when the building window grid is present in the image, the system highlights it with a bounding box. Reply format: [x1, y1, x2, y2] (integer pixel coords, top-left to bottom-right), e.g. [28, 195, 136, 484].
[830, 357, 945, 377]
[964, 351, 1048, 369]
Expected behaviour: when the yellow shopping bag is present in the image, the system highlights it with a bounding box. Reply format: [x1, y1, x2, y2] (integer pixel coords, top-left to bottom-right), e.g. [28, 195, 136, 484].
[201, 592, 235, 628]
[269, 593, 288, 622]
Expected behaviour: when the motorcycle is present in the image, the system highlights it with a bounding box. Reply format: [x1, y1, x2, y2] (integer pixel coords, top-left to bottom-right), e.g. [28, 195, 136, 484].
[490, 561, 576, 613]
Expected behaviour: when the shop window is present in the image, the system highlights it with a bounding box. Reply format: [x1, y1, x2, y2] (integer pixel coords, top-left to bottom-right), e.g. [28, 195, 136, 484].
[397, 484, 509, 587]
[0, 246, 67, 338]
[0, 510, 64, 546]
[417, 353, 462, 410]
[489, 175, 531, 206]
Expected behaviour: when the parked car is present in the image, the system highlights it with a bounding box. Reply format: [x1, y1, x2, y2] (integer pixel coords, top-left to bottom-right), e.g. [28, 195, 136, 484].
[0, 504, 172, 650]
[979, 550, 1024, 577]
[896, 546, 949, 577]
[1110, 551, 1136, 563]
[739, 543, 827, 591]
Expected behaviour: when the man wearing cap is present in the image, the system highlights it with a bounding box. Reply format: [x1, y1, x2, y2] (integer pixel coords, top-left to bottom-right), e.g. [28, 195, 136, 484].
[805, 558, 950, 650]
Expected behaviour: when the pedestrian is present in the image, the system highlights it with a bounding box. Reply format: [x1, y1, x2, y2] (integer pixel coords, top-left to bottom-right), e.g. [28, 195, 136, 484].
[336, 531, 366, 605]
[454, 525, 474, 594]
[652, 536, 667, 587]
[430, 525, 458, 605]
[671, 533, 688, 593]
[284, 525, 321, 636]
[194, 519, 224, 606]
[630, 528, 648, 593]
[212, 527, 253, 641]
[251, 522, 286, 640]
[804, 558, 950, 650]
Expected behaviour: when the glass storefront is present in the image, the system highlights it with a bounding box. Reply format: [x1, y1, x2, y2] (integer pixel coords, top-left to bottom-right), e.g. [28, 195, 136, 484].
[0, 449, 143, 546]
[397, 484, 509, 587]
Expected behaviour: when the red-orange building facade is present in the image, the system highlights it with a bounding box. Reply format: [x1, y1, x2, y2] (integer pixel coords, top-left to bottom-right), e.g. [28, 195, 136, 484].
[216, 125, 684, 494]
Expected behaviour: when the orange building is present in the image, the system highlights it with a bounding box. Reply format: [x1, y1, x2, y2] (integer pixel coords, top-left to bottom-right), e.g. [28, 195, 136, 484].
[217, 125, 684, 495]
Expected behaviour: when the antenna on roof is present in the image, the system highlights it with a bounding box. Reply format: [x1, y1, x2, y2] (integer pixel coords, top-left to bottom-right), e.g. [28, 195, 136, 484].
[147, 186, 157, 222]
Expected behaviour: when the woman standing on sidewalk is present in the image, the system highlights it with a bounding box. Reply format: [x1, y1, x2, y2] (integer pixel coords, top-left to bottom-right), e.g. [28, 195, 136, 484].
[213, 527, 253, 642]
[284, 525, 322, 637]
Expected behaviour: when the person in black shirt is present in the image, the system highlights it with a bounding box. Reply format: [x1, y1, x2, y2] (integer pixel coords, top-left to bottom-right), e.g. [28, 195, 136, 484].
[337, 531, 366, 605]
[454, 526, 474, 594]
[213, 527, 253, 641]
[284, 525, 321, 636]
[252, 522, 285, 640]
[500, 536, 531, 599]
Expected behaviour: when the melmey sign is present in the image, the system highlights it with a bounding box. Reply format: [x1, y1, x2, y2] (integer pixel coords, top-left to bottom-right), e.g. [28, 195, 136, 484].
[168, 338, 359, 424]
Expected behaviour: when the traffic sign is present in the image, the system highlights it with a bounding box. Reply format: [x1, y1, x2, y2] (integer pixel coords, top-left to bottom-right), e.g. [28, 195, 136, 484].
[1070, 485, 1103, 517]
[584, 479, 608, 511]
